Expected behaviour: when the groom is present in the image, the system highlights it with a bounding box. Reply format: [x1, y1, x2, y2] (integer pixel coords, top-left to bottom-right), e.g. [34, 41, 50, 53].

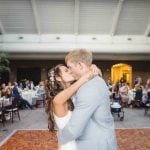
[58, 49, 118, 150]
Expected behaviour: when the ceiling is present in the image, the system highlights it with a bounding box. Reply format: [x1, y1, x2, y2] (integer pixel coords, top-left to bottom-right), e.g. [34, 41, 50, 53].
[0, 0, 150, 60]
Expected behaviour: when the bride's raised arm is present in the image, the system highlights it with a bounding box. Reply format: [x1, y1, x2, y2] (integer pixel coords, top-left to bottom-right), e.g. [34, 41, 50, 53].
[53, 65, 99, 105]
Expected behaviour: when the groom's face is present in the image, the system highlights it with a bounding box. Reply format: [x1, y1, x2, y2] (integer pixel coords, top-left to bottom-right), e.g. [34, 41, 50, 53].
[66, 61, 81, 80]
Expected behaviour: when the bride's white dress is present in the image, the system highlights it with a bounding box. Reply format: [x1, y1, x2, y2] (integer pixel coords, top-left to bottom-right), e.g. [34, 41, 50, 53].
[54, 111, 76, 150]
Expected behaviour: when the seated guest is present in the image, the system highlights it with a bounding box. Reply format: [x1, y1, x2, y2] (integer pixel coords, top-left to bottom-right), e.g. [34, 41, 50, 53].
[0, 83, 7, 97]
[37, 81, 45, 94]
[18, 81, 23, 90]
[6, 82, 13, 90]
[111, 82, 120, 100]
[145, 78, 150, 89]
[12, 82, 32, 109]
[119, 83, 129, 106]
[133, 83, 144, 107]
[134, 76, 142, 85]
[26, 80, 31, 89]
[145, 78, 150, 102]
[5, 88, 13, 98]
[107, 78, 112, 91]
[30, 81, 34, 90]
[3, 88, 16, 110]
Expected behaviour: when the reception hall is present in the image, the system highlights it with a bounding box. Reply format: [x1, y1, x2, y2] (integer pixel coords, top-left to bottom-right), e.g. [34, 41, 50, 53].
[0, 0, 150, 150]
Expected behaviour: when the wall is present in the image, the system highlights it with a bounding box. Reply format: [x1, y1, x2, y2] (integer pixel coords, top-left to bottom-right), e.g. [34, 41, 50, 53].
[9, 60, 150, 87]
[94, 60, 150, 86]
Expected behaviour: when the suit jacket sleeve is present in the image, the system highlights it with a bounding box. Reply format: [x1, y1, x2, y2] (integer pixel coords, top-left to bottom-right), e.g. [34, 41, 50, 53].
[58, 79, 103, 144]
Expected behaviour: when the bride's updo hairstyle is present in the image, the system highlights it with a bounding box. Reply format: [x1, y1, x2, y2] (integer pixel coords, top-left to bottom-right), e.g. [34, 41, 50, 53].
[45, 64, 74, 132]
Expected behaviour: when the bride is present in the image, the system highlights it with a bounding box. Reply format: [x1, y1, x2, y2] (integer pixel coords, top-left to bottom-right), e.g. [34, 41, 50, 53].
[45, 64, 99, 150]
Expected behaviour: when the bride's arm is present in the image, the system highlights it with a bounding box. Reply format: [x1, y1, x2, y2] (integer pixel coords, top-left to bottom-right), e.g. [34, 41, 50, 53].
[53, 64, 100, 105]
[53, 71, 93, 105]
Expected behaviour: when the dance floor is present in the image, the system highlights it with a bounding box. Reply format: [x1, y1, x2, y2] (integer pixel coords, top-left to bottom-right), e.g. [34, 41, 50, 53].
[0, 129, 150, 150]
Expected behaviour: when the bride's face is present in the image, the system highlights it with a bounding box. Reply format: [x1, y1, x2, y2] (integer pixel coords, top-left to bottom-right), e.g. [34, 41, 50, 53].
[59, 66, 75, 83]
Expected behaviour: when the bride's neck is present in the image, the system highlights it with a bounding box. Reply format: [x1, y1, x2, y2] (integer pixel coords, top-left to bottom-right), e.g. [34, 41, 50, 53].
[61, 82, 71, 89]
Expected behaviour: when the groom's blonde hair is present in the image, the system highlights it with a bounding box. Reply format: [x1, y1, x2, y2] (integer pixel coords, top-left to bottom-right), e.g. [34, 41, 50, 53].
[65, 48, 92, 66]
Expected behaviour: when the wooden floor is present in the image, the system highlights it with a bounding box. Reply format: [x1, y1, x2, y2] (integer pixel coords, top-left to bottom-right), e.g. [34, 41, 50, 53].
[0, 130, 58, 150]
[116, 128, 150, 150]
[0, 107, 150, 149]
[0, 129, 150, 150]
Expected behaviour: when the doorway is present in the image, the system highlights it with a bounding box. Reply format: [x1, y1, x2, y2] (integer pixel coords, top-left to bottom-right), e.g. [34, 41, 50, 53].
[17, 67, 41, 85]
[111, 63, 132, 87]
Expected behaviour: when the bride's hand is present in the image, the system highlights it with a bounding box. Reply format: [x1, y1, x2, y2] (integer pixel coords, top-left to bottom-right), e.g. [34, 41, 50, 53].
[90, 64, 102, 77]
[81, 65, 100, 82]
[80, 64, 102, 82]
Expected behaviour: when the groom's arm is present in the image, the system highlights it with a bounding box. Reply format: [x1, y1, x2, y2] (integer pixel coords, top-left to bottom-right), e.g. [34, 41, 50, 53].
[58, 82, 103, 144]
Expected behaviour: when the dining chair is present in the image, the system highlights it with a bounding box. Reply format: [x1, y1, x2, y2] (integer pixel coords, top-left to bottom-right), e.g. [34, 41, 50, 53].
[5, 97, 20, 123]
[35, 94, 46, 108]
[144, 92, 150, 115]
[0, 99, 6, 126]
[131, 89, 143, 108]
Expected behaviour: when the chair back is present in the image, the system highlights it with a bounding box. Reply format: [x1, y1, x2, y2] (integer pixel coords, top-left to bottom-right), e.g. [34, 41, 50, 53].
[147, 92, 150, 101]
[11, 97, 20, 108]
[135, 89, 143, 101]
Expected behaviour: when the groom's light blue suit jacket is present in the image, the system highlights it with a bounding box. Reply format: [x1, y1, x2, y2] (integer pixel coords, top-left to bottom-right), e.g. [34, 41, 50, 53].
[58, 76, 118, 150]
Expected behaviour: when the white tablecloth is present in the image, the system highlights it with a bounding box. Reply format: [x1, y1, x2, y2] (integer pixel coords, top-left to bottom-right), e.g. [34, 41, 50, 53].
[128, 90, 135, 104]
[21, 90, 38, 105]
[128, 89, 148, 104]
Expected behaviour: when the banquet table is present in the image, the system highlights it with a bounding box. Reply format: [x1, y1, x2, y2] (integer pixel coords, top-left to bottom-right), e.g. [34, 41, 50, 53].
[21, 90, 38, 105]
[128, 89, 148, 104]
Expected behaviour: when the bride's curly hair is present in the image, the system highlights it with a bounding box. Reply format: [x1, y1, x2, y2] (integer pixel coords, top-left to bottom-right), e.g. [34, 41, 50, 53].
[45, 64, 74, 132]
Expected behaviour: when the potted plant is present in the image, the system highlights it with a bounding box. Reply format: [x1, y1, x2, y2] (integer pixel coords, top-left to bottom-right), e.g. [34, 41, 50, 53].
[0, 52, 10, 83]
